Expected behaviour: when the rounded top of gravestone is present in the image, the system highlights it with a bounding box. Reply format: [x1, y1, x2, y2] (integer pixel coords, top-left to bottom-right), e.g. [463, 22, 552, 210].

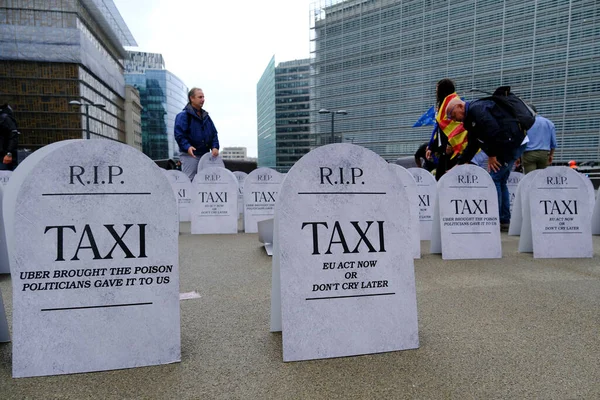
[165, 169, 191, 183]
[192, 166, 237, 185]
[197, 153, 225, 173]
[407, 167, 436, 186]
[438, 163, 494, 188]
[233, 171, 248, 182]
[246, 167, 283, 184]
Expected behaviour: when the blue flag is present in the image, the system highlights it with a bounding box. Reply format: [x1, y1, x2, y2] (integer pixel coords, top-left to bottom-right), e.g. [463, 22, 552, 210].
[413, 106, 435, 127]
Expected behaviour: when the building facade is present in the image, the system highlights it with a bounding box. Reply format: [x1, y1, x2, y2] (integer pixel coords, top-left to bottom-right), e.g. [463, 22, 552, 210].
[124, 85, 143, 152]
[310, 0, 600, 162]
[257, 57, 311, 172]
[221, 147, 247, 160]
[0, 0, 136, 149]
[125, 52, 188, 160]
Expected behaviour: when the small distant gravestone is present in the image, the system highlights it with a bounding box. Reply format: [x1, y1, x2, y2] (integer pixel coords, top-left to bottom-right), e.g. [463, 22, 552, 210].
[509, 170, 540, 236]
[244, 167, 282, 233]
[191, 166, 238, 234]
[389, 164, 420, 258]
[408, 168, 436, 240]
[197, 152, 225, 173]
[4, 140, 180, 378]
[0, 286, 8, 342]
[527, 166, 592, 258]
[0, 170, 11, 185]
[165, 169, 195, 222]
[273, 143, 418, 362]
[507, 172, 523, 214]
[433, 164, 501, 259]
[233, 171, 248, 221]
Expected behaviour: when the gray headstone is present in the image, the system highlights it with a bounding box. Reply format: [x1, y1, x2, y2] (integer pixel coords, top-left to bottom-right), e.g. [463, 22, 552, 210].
[233, 171, 248, 220]
[507, 172, 523, 215]
[244, 168, 282, 233]
[408, 168, 436, 240]
[165, 170, 195, 222]
[4, 140, 180, 378]
[258, 218, 274, 256]
[0, 170, 12, 186]
[0, 286, 9, 342]
[191, 167, 238, 234]
[509, 170, 540, 236]
[389, 164, 420, 258]
[529, 167, 592, 258]
[592, 186, 600, 235]
[273, 143, 419, 362]
[197, 152, 225, 173]
[435, 164, 501, 260]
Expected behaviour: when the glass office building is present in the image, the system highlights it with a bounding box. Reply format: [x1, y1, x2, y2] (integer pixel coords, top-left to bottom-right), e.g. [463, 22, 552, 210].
[310, 0, 600, 162]
[0, 0, 136, 149]
[257, 57, 311, 172]
[125, 52, 188, 160]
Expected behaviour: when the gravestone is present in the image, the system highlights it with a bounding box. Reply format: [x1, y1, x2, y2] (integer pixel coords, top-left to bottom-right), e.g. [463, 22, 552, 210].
[244, 168, 282, 233]
[509, 170, 540, 236]
[197, 152, 225, 173]
[434, 164, 501, 260]
[507, 172, 523, 214]
[0, 286, 8, 342]
[233, 171, 248, 221]
[0, 170, 11, 185]
[165, 169, 195, 222]
[528, 166, 592, 258]
[272, 143, 418, 362]
[258, 218, 274, 256]
[191, 166, 238, 234]
[592, 189, 600, 235]
[408, 168, 436, 240]
[4, 139, 180, 378]
[389, 164, 420, 258]
[583, 174, 595, 215]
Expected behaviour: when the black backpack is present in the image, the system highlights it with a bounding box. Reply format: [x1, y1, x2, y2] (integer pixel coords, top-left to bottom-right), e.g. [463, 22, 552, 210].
[485, 86, 536, 131]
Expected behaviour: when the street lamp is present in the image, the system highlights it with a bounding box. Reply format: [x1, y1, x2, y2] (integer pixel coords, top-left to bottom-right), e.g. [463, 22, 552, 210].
[69, 100, 106, 139]
[319, 109, 348, 144]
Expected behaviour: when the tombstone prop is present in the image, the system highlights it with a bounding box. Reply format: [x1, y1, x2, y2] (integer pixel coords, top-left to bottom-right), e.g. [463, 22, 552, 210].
[0, 171, 11, 186]
[4, 140, 180, 378]
[527, 167, 592, 258]
[165, 169, 195, 222]
[509, 170, 540, 236]
[191, 166, 238, 234]
[258, 218, 274, 256]
[273, 143, 419, 362]
[244, 168, 282, 233]
[433, 164, 501, 260]
[197, 152, 225, 173]
[507, 172, 523, 215]
[407, 168, 436, 240]
[389, 164, 420, 258]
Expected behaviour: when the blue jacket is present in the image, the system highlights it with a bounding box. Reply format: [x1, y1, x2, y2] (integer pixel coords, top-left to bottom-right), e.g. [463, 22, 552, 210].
[174, 104, 219, 156]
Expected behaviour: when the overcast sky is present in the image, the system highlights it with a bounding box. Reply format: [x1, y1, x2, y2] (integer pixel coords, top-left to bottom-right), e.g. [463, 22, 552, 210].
[113, 0, 315, 157]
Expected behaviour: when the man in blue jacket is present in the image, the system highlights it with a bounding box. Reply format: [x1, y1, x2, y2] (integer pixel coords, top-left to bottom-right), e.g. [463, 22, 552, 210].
[174, 88, 220, 180]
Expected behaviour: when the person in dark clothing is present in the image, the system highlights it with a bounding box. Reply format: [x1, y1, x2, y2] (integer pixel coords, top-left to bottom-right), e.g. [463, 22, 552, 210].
[445, 96, 528, 230]
[414, 142, 436, 171]
[174, 87, 220, 181]
[0, 103, 19, 171]
[426, 78, 466, 180]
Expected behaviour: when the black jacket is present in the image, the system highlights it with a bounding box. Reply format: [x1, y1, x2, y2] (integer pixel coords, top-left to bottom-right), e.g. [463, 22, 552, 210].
[458, 99, 524, 164]
[0, 104, 18, 157]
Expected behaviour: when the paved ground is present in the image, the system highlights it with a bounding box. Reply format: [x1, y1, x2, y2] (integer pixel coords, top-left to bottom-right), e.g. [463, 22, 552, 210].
[1, 223, 599, 399]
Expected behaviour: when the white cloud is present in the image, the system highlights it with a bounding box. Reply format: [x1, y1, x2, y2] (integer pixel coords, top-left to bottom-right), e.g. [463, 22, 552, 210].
[114, 0, 314, 157]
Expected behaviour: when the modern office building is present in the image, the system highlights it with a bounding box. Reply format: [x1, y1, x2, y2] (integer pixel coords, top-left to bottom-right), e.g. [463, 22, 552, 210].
[0, 0, 136, 149]
[310, 0, 600, 162]
[125, 51, 188, 160]
[257, 57, 311, 172]
[124, 85, 143, 152]
[221, 147, 247, 160]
